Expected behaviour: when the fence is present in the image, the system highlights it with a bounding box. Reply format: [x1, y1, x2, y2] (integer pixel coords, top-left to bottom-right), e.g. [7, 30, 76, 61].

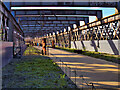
[41, 13, 120, 49]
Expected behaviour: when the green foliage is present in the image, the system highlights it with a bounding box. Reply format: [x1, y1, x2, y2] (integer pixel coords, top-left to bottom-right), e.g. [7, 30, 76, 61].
[23, 46, 41, 55]
[83, 47, 86, 51]
[60, 74, 65, 79]
[3, 46, 74, 88]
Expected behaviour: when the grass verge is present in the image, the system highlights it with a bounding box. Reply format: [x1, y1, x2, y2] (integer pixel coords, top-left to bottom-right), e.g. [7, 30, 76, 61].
[2, 46, 76, 88]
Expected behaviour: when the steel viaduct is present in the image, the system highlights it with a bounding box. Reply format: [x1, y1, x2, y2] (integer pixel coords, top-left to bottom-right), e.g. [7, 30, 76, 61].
[0, 0, 120, 89]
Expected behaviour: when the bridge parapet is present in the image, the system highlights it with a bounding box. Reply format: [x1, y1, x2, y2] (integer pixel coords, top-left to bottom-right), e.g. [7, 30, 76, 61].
[77, 13, 120, 30]
[72, 13, 120, 41]
[37, 13, 120, 51]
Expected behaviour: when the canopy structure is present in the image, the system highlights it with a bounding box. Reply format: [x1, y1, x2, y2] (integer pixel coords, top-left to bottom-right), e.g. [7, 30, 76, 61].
[18, 16, 89, 37]
[10, 2, 119, 8]
[12, 9, 102, 37]
[9, 1, 120, 37]
[13, 10, 102, 20]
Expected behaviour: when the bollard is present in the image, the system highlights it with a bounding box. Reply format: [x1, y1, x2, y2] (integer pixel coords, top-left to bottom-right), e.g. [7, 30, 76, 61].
[61, 60, 62, 68]
[91, 83, 94, 90]
[91, 83, 95, 90]
[64, 64, 66, 74]
[60, 60, 62, 69]
[62, 62, 65, 72]
[64, 63, 65, 72]
[60, 60, 62, 68]
[69, 67, 71, 78]
[59, 59, 61, 68]
[74, 70, 77, 88]
[61, 61, 63, 70]
[79, 75, 84, 89]
[82, 76, 83, 89]
[65, 64, 67, 75]
[63, 63, 65, 73]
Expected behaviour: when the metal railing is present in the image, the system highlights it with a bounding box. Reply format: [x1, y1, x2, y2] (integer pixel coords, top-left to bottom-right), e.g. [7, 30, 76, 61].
[72, 13, 120, 41]
[37, 13, 120, 48]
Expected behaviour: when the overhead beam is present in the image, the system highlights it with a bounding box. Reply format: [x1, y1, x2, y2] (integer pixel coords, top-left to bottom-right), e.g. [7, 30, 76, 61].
[14, 10, 102, 20]
[22, 22, 79, 30]
[21, 19, 85, 36]
[23, 26, 69, 30]
[116, 1, 120, 13]
[22, 24, 70, 27]
[10, 2, 118, 7]
[10, 1, 120, 13]
[20, 21, 86, 25]
[20, 21, 84, 25]
[24, 28, 62, 31]
[23, 26, 65, 29]
[16, 15, 89, 17]
[21, 21, 80, 28]
[22, 24, 69, 32]
[22, 24, 71, 30]
[23, 28, 62, 35]
[19, 16, 89, 21]
[21, 21, 76, 25]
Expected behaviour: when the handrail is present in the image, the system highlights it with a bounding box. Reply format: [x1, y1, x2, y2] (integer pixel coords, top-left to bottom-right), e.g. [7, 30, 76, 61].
[78, 12, 120, 28]
[0, 2, 24, 34]
[45, 13, 120, 37]
[78, 13, 120, 30]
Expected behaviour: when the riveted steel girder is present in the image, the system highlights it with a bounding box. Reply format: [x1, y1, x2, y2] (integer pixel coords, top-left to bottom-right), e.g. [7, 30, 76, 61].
[10, 2, 118, 7]
[19, 16, 89, 22]
[14, 10, 102, 20]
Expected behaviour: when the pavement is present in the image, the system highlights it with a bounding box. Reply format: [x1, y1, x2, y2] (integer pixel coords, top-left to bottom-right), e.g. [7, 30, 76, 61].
[35, 46, 119, 89]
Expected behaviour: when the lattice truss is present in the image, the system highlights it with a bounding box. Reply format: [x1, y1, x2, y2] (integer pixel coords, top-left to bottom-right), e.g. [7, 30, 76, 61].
[71, 19, 120, 41]
[47, 21, 120, 47]
[78, 20, 120, 41]
[42, 14, 120, 48]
